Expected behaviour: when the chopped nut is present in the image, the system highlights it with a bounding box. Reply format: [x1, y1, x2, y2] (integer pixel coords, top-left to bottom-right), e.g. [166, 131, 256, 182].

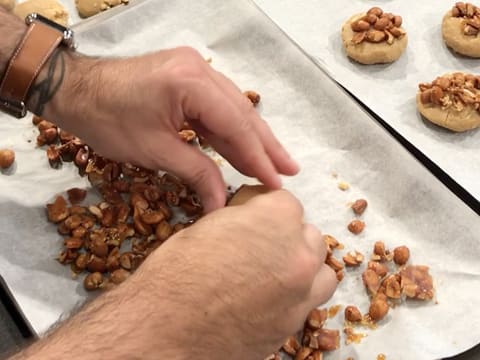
[373, 17, 390, 31]
[336, 270, 344, 282]
[368, 261, 388, 277]
[393, 245, 410, 265]
[110, 268, 130, 284]
[316, 329, 340, 351]
[325, 255, 344, 272]
[351, 19, 370, 32]
[243, 90, 261, 106]
[47, 196, 69, 223]
[366, 29, 386, 43]
[347, 220, 365, 235]
[64, 237, 83, 249]
[67, 188, 87, 205]
[352, 31, 366, 44]
[0, 149, 15, 169]
[362, 268, 381, 295]
[46, 145, 61, 169]
[373, 241, 392, 261]
[351, 199, 368, 215]
[367, 7, 383, 17]
[369, 295, 389, 321]
[382, 274, 401, 299]
[87, 254, 107, 273]
[282, 336, 300, 356]
[294, 347, 312, 360]
[343, 250, 364, 266]
[345, 305, 362, 322]
[84, 272, 104, 291]
[178, 129, 197, 142]
[156, 220, 173, 242]
[323, 234, 339, 251]
[306, 308, 328, 330]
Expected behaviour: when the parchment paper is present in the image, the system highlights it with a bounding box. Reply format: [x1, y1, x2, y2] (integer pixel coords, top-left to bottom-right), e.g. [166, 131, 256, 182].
[254, 0, 480, 203]
[0, 0, 479, 359]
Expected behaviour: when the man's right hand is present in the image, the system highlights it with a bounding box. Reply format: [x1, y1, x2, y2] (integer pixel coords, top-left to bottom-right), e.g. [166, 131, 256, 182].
[11, 190, 337, 360]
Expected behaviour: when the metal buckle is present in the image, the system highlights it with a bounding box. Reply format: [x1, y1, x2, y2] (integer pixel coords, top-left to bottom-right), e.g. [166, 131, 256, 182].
[0, 96, 27, 118]
[25, 13, 77, 50]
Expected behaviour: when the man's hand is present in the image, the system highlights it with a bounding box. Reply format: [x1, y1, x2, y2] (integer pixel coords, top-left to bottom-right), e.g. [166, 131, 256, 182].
[12, 191, 336, 360]
[37, 47, 299, 212]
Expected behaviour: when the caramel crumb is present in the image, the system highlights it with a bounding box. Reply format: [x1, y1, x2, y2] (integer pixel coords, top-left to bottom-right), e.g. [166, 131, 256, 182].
[338, 181, 350, 191]
[377, 354, 386, 360]
[328, 304, 342, 318]
[344, 326, 367, 345]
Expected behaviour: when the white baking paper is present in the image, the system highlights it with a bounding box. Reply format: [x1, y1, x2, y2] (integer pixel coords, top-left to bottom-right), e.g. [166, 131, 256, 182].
[0, 0, 479, 359]
[254, 0, 480, 203]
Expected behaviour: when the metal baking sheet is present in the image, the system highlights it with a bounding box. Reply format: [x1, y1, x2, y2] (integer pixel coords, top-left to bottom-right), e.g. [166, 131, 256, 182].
[0, 0, 479, 359]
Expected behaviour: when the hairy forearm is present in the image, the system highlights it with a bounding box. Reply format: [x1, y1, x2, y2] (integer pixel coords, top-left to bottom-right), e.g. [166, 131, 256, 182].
[9, 271, 185, 360]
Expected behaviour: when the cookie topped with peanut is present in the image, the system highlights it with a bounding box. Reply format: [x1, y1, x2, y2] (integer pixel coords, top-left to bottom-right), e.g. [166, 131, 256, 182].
[442, 2, 480, 57]
[341, 7, 408, 64]
[417, 72, 480, 132]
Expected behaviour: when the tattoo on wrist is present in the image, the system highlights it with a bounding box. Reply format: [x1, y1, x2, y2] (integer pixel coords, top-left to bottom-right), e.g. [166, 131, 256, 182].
[27, 49, 65, 116]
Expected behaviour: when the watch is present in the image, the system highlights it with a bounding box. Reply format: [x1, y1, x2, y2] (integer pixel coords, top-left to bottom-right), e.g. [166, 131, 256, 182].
[0, 13, 76, 118]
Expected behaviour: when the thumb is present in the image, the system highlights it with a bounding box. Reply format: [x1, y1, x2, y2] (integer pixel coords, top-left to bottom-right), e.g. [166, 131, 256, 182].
[158, 138, 226, 213]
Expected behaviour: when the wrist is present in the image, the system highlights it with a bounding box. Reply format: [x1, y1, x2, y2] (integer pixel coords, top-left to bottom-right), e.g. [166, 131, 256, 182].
[26, 49, 103, 126]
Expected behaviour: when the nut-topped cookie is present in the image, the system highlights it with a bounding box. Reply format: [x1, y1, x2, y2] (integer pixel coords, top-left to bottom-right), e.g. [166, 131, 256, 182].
[341, 7, 408, 64]
[442, 2, 480, 57]
[417, 73, 480, 132]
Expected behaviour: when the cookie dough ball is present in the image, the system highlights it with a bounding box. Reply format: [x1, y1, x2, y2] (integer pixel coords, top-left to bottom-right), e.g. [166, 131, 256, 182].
[442, 2, 480, 57]
[417, 73, 480, 132]
[341, 7, 408, 65]
[75, 0, 124, 18]
[14, 0, 68, 26]
[0, 0, 15, 12]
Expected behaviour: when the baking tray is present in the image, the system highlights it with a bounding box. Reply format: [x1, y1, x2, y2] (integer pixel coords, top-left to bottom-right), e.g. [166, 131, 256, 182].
[0, 0, 479, 358]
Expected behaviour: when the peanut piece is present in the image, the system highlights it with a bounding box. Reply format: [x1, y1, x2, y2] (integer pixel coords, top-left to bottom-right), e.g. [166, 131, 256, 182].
[369, 296, 389, 321]
[393, 245, 410, 265]
[295, 347, 312, 360]
[393, 15, 402, 27]
[84, 272, 104, 291]
[0, 149, 15, 169]
[306, 308, 327, 330]
[362, 269, 381, 295]
[347, 220, 365, 234]
[47, 196, 69, 223]
[110, 268, 130, 284]
[282, 336, 300, 356]
[389, 27, 405, 38]
[351, 19, 370, 32]
[420, 89, 432, 104]
[67, 188, 87, 205]
[352, 31, 366, 44]
[325, 255, 344, 272]
[243, 90, 261, 106]
[373, 17, 390, 30]
[344, 305, 362, 322]
[366, 29, 386, 43]
[316, 329, 340, 351]
[351, 198, 368, 215]
[365, 14, 377, 25]
[368, 261, 388, 277]
[343, 250, 364, 266]
[367, 7, 383, 17]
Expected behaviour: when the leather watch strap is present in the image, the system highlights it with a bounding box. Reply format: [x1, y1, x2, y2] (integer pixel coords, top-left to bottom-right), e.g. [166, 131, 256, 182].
[0, 21, 63, 117]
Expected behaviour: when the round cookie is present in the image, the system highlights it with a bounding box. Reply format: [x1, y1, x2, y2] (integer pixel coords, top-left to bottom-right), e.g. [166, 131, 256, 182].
[75, 0, 123, 18]
[442, 3, 480, 57]
[14, 0, 68, 26]
[342, 7, 408, 65]
[0, 0, 15, 12]
[417, 73, 480, 132]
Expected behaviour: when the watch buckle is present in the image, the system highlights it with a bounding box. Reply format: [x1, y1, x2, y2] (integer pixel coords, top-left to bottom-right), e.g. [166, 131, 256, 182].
[0, 96, 27, 118]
